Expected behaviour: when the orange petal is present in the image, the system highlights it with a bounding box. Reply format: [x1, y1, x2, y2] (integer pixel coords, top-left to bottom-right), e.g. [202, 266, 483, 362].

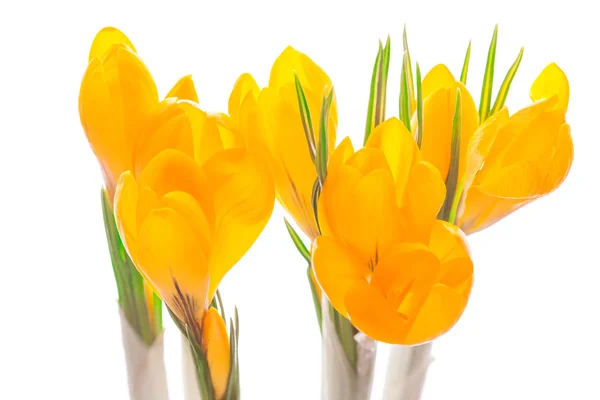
[366, 118, 419, 208]
[228, 73, 260, 123]
[370, 243, 440, 315]
[428, 221, 473, 292]
[530, 63, 569, 111]
[166, 75, 199, 103]
[114, 171, 139, 262]
[404, 284, 469, 345]
[202, 149, 275, 300]
[133, 100, 195, 177]
[256, 88, 319, 239]
[88, 26, 136, 61]
[311, 236, 370, 317]
[344, 280, 411, 344]
[403, 161, 446, 243]
[137, 208, 210, 324]
[331, 166, 401, 264]
[202, 308, 231, 400]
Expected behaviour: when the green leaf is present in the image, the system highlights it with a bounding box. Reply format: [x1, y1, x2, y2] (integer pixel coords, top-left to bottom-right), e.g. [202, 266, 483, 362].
[415, 63, 424, 149]
[479, 25, 498, 122]
[399, 51, 412, 131]
[403, 25, 415, 105]
[307, 266, 323, 333]
[294, 74, 317, 163]
[224, 308, 241, 400]
[167, 306, 216, 400]
[311, 178, 322, 235]
[448, 177, 465, 225]
[489, 46, 524, 115]
[460, 40, 472, 85]
[316, 88, 334, 186]
[284, 218, 310, 263]
[101, 188, 157, 345]
[330, 303, 358, 369]
[438, 90, 462, 223]
[363, 37, 391, 145]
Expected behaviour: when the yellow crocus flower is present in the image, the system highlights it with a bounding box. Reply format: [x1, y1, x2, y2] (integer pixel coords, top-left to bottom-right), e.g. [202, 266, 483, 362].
[79, 27, 198, 200]
[114, 79, 274, 398]
[254, 46, 338, 240]
[312, 118, 473, 345]
[417, 63, 573, 234]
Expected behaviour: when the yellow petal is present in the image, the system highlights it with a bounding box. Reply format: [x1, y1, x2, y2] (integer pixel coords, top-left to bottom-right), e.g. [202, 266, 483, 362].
[137, 149, 215, 230]
[403, 161, 446, 243]
[88, 26, 136, 61]
[256, 88, 319, 239]
[202, 308, 231, 400]
[428, 221, 473, 292]
[530, 63, 569, 111]
[419, 83, 478, 181]
[79, 44, 158, 195]
[366, 118, 418, 208]
[344, 280, 410, 344]
[370, 243, 440, 316]
[461, 107, 510, 200]
[202, 149, 274, 300]
[421, 64, 455, 99]
[166, 75, 199, 103]
[137, 208, 210, 326]
[311, 236, 370, 317]
[323, 160, 400, 265]
[228, 73, 259, 123]
[114, 171, 139, 262]
[404, 283, 470, 345]
[133, 100, 195, 177]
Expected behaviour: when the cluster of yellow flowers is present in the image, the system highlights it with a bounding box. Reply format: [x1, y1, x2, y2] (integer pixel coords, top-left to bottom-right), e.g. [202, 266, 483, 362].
[79, 26, 572, 399]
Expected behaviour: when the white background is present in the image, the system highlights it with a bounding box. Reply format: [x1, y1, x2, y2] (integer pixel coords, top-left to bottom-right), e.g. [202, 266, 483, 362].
[0, 0, 599, 399]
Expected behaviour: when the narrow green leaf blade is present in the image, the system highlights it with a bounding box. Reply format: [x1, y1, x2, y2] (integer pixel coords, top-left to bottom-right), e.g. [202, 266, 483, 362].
[284, 218, 310, 263]
[460, 40, 472, 85]
[479, 25, 498, 122]
[307, 266, 323, 333]
[311, 178, 322, 235]
[439, 90, 462, 223]
[415, 63, 424, 148]
[399, 51, 412, 131]
[490, 46, 524, 115]
[294, 74, 317, 162]
[316, 88, 334, 186]
[403, 25, 415, 105]
[364, 41, 384, 144]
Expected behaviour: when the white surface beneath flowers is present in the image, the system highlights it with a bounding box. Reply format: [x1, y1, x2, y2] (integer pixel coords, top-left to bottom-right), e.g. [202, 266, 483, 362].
[0, 0, 598, 399]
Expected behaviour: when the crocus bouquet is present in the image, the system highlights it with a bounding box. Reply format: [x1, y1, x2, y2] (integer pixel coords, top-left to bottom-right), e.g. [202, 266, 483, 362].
[78, 25, 572, 400]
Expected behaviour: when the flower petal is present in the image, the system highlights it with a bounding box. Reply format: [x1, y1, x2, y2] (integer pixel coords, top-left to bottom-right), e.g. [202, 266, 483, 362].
[530, 63, 569, 111]
[133, 100, 196, 177]
[138, 149, 215, 230]
[137, 208, 210, 324]
[311, 236, 370, 317]
[166, 75, 198, 103]
[366, 118, 419, 208]
[428, 221, 473, 292]
[228, 73, 259, 123]
[344, 280, 410, 344]
[370, 243, 440, 316]
[202, 148, 275, 300]
[114, 171, 139, 262]
[422, 64, 455, 99]
[403, 161, 446, 243]
[326, 164, 400, 265]
[202, 308, 231, 400]
[88, 27, 136, 61]
[404, 284, 469, 345]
